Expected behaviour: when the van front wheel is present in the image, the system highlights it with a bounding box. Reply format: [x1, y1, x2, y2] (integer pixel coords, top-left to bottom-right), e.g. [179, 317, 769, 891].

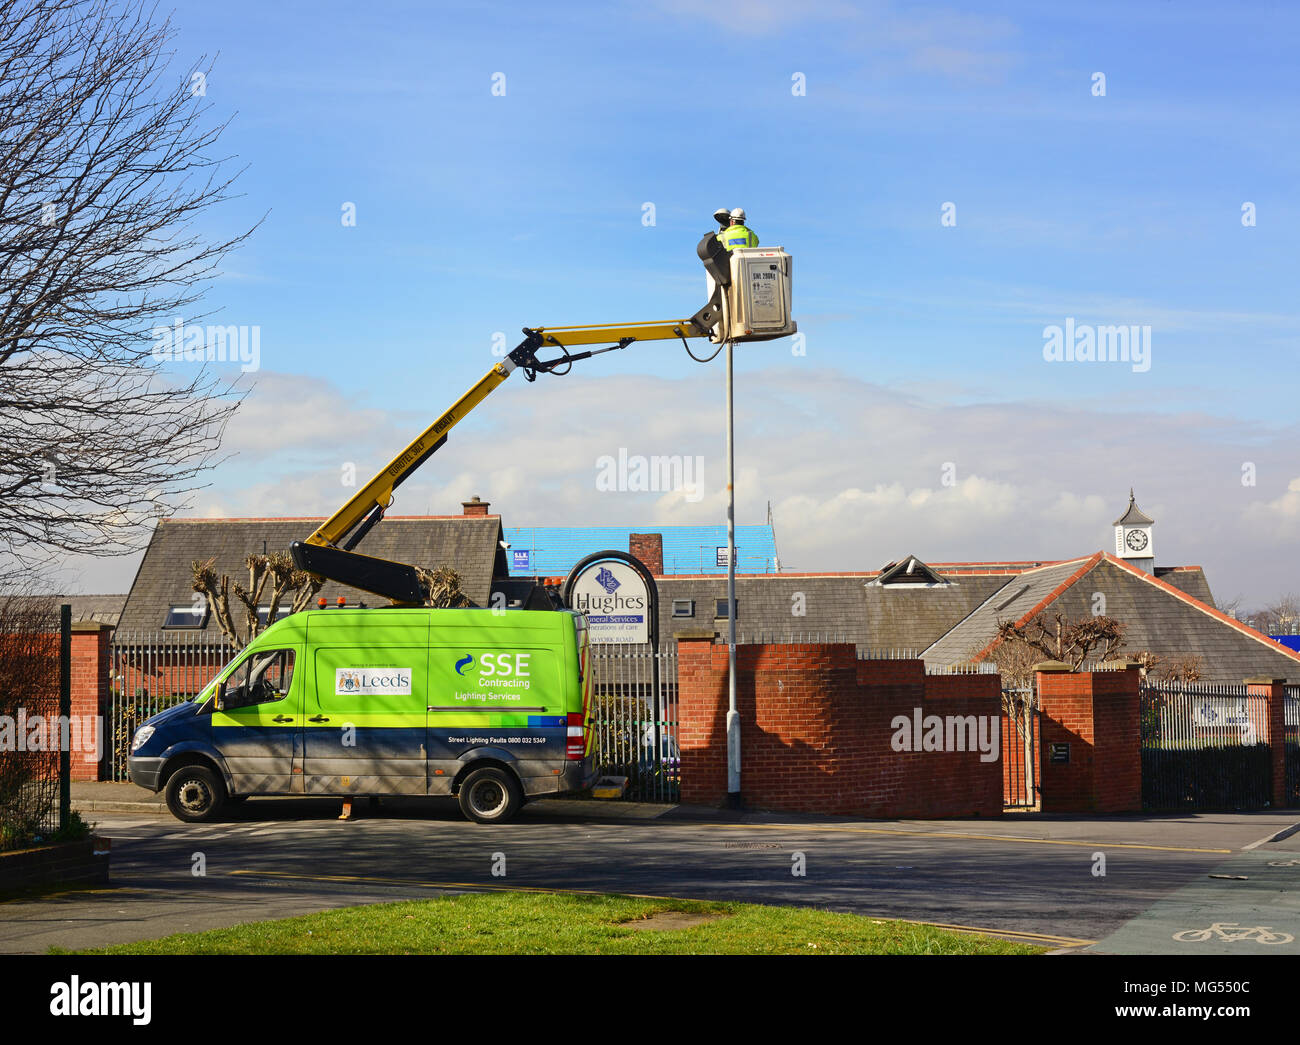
[165, 764, 226, 823]
[458, 767, 522, 824]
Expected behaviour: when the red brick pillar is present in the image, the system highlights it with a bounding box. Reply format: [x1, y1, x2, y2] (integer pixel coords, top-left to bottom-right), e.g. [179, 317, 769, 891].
[676, 632, 727, 805]
[1036, 661, 1141, 814]
[1091, 661, 1142, 812]
[70, 622, 113, 781]
[1245, 677, 1286, 808]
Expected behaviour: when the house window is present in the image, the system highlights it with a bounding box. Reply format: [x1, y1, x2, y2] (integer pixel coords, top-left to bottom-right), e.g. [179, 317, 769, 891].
[672, 599, 695, 618]
[163, 605, 209, 629]
[715, 599, 738, 620]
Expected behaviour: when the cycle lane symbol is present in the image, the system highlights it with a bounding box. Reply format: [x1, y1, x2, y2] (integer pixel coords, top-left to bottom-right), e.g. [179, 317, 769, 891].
[1172, 922, 1294, 945]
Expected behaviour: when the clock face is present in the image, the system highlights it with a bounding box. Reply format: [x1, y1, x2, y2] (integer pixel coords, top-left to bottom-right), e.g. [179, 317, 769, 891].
[1125, 529, 1149, 552]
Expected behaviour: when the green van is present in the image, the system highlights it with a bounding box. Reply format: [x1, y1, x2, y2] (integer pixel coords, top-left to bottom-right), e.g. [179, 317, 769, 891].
[128, 607, 596, 824]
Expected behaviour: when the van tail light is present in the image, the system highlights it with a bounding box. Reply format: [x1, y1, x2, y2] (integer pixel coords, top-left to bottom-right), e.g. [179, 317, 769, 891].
[566, 712, 586, 760]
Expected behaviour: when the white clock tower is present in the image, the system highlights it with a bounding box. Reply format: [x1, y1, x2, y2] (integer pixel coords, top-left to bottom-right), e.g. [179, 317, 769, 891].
[1113, 489, 1155, 574]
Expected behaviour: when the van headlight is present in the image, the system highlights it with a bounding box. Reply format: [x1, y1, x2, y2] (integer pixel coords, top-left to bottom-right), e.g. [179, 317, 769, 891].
[131, 725, 155, 752]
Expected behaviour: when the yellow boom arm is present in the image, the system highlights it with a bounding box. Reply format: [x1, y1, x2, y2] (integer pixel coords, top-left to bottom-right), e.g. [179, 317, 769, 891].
[290, 317, 714, 603]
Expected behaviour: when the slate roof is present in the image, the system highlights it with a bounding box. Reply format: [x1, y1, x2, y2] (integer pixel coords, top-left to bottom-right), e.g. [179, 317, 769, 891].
[502, 525, 778, 576]
[920, 558, 1097, 667]
[651, 567, 1019, 653]
[921, 552, 1300, 683]
[1154, 566, 1215, 606]
[117, 516, 506, 636]
[7, 594, 126, 627]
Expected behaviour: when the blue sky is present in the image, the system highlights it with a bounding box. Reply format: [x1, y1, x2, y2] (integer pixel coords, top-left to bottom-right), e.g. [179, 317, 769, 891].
[55, 0, 1300, 609]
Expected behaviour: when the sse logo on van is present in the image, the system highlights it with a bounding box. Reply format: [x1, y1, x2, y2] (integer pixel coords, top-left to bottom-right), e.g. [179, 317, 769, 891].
[454, 653, 531, 677]
[334, 669, 413, 696]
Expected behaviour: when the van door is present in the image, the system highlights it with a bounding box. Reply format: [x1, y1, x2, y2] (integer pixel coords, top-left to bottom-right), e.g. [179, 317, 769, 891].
[426, 642, 568, 793]
[303, 646, 430, 795]
[210, 647, 303, 794]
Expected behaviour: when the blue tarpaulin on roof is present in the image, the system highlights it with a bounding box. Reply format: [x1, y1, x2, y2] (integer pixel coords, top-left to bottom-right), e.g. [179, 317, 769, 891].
[501, 525, 777, 576]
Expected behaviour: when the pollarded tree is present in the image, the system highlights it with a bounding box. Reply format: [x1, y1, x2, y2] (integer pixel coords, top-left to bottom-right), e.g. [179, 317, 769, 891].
[993, 612, 1128, 674]
[192, 554, 322, 652]
[192, 558, 474, 651]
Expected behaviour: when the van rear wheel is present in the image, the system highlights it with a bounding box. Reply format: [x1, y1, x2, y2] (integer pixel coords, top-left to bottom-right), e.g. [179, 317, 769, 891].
[458, 767, 522, 824]
[165, 764, 226, 823]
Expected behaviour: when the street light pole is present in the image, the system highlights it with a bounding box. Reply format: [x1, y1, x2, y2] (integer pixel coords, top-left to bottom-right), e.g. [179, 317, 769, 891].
[725, 337, 740, 805]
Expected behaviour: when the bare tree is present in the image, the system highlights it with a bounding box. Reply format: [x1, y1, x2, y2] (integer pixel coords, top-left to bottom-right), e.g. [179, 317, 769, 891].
[1130, 649, 1204, 683]
[974, 636, 1042, 695]
[192, 555, 322, 652]
[0, 0, 256, 580]
[415, 566, 472, 609]
[191, 557, 473, 650]
[993, 612, 1127, 672]
[1253, 593, 1300, 635]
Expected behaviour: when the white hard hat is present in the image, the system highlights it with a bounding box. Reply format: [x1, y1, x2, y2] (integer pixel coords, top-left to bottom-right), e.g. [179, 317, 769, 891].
[730, 207, 746, 221]
[713, 206, 730, 222]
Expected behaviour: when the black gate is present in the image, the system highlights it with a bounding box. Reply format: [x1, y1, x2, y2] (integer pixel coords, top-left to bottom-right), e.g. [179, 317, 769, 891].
[1141, 683, 1271, 810]
[1002, 685, 1039, 809]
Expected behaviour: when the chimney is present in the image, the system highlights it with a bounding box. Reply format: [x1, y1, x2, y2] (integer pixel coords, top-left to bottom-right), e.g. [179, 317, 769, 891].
[629, 533, 664, 576]
[461, 495, 490, 517]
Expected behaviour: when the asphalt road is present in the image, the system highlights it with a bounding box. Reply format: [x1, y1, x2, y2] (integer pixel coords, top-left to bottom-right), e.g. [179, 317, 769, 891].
[3, 796, 1298, 954]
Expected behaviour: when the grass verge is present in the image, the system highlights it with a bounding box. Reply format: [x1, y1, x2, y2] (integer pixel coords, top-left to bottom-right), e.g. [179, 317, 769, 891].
[64, 891, 1045, 955]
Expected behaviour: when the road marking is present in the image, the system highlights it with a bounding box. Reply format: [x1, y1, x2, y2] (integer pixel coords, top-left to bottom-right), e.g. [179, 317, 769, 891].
[885, 917, 1094, 947]
[1172, 923, 1294, 945]
[1242, 821, 1300, 850]
[0, 886, 154, 905]
[226, 870, 1091, 947]
[630, 821, 1232, 854]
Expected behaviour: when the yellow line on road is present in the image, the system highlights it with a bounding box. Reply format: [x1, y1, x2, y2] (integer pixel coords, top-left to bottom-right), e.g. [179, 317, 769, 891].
[228, 870, 1088, 947]
[661, 822, 1231, 854]
[887, 917, 1095, 947]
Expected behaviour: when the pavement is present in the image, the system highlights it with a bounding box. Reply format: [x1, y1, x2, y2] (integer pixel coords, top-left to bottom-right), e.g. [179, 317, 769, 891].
[71, 779, 691, 820]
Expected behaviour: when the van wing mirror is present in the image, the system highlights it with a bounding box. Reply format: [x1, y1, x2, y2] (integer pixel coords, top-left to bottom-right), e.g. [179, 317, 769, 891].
[214, 683, 225, 712]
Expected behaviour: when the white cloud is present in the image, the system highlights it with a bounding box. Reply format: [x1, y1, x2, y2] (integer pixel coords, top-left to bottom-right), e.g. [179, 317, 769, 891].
[38, 363, 1300, 608]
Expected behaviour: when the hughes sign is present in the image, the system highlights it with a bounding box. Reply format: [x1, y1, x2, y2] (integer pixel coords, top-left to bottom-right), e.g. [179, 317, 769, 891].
[569, 559, 650, 644]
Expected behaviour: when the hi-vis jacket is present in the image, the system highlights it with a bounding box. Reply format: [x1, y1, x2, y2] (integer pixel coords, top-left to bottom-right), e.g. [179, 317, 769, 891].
[718, 223, 759, 251]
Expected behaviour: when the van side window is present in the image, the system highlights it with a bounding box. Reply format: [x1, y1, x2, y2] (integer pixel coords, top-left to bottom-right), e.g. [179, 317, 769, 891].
[223, 649, 296, 710]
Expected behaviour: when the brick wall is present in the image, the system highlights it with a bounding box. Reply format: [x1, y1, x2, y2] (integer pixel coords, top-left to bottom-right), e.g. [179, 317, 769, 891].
[69, 625, 112, 781]
[1036, 666, 1141, 813]
[1246, 678, 1288, 807]
[678, 638, 1002, 818]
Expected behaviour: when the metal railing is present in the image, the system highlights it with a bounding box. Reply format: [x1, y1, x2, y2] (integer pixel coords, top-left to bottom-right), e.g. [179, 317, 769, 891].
[1140, 681, 1271, 810]
[928, 661, 999, 675]
[1287, 685, 1299, 807]
[107, 631, 234, 781]
[587, 643, 679, 803]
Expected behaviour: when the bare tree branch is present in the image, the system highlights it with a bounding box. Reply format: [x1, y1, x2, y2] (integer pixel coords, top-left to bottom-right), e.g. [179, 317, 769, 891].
[0, 0, 258, 580]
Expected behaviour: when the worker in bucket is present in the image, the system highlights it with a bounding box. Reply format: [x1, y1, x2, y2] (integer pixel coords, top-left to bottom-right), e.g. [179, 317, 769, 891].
[718, 207, 758, 251]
